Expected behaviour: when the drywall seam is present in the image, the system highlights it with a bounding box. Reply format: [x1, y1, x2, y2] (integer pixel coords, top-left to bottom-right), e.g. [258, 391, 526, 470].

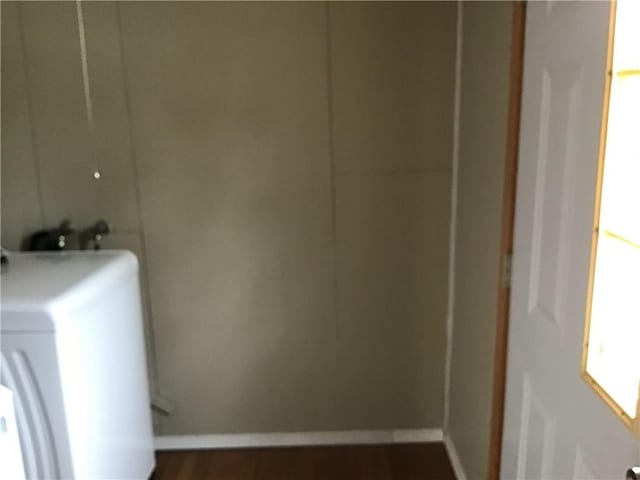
[443, 0, 463, 432]
[444, 433, 468, 480]
[336, 167, 452, 176]
[324, 2, 340, 342]
[15, 4, 46, 226]
[155, 429, 444, 450]
[113, 2, 162, 416]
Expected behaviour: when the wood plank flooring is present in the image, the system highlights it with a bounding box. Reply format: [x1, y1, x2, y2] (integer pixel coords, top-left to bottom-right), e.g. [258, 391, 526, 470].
[154, 443, 456, 480]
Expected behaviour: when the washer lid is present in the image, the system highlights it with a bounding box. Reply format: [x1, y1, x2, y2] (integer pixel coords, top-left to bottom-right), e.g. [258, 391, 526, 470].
[1, 250, 138, 331]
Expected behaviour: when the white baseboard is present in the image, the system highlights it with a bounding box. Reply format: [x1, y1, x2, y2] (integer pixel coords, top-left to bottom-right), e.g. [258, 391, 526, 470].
[443, 433, 467, 480]
[155, 428, 443, 451]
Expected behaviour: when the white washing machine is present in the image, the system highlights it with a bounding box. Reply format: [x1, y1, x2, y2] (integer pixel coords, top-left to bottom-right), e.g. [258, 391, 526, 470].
[0, 385, 26, 480]
[0, 251, 155, 479]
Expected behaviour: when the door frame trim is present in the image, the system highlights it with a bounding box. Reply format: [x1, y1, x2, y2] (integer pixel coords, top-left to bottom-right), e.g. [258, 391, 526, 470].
[487, 2, 527, 479]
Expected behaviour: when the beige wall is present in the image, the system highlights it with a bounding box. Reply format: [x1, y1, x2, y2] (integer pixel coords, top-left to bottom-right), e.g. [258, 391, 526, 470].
[447, 2, 513, 478]
[1, 1, 455, 434]
[330, 1, 455, 430]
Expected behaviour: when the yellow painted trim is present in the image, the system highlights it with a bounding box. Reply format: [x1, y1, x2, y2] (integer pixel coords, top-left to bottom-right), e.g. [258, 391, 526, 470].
[616, 69, 640, 77]
[580, 0, 640, 440]
[602, 229, 640, 250]
[581, 0, 616, 385]
[582, 372, 634, 427]
[635, 387, 640, 437]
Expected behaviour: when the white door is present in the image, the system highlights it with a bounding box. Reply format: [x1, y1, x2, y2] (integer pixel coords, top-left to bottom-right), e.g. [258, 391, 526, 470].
[502, 1, 639, 479]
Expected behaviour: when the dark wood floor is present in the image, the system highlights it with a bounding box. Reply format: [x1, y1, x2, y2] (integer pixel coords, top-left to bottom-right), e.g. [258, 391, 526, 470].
[154, 443, 455, 480]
